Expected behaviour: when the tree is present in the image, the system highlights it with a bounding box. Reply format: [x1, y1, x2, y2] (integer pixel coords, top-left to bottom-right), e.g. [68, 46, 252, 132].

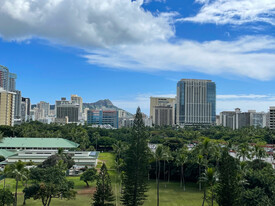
[200, 167, 217, 206]
[26, 166, 76, 206]
[40, 151, 75, 170]
[80, 168, 97, 187]
[92, 163, 115, 206]
[6, 161, 28, 206]
[121, 107, 150, 206]
[236, 143, 251, 161]
[0, 188, 14, 206]
[94, 132, 101, 151]
[215, 148, 240, 206]
[154, 145, 165, 206]
[175, 147, 188, 191]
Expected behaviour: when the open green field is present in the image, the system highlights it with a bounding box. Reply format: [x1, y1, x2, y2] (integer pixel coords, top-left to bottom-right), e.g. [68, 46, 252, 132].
[0, 152, 207, 206]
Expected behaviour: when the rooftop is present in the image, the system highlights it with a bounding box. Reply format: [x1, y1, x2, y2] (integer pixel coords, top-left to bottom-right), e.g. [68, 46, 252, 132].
[0, 138, 79, 149]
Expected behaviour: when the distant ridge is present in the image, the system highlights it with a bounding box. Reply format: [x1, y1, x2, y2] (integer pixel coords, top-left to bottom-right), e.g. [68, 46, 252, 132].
[83, 99, 133, 118]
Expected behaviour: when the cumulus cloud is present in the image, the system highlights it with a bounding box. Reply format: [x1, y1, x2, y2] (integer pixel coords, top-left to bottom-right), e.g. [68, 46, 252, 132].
[181, 0, 275, 25]
[85, 36, 275, 80]
[1, 1, 275, 81]
[0, 0, 175, 47]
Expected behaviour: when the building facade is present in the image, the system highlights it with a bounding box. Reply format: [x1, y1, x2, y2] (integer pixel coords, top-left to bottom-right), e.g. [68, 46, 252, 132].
[269, 107, 275, 130]
[176, 79, 216, 126]
[0, 89, 15, 126]
[87, 110, 118, 128]
[71, 94, 83, 115]
[56, 104, 79, 123]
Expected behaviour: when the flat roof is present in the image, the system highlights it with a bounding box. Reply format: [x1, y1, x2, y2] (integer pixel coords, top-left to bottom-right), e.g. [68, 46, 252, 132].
[0, 138, 79, 149]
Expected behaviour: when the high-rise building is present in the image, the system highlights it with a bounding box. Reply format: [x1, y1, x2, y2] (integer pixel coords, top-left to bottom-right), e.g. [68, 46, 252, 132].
[0, 88, 15, 126]
[0, 65, 17, 92]
[0, 65, 9, 90]
[71, 94, 83, 114]
[56, 104, 79, 123]
[153, 105, 174, 126]
[37, 101, 50, 118]
[87, 110, 118, 128]
[220, 108, 267, 130]
[268, 107, 275, 130]
[150, 97, 176, 126]
[14, 90, 22, 119]
[176, 79, 216, 126]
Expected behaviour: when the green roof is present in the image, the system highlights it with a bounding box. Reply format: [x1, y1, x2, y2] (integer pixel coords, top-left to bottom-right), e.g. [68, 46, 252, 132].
[0, 149, 17, 158]
[0, 138, 79, 149]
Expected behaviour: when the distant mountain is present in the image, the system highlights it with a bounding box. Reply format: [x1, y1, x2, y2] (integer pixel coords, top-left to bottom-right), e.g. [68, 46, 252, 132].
[83, 99, 133, 118]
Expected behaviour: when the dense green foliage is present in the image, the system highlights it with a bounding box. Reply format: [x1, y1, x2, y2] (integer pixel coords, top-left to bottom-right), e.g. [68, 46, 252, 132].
[92, 163, 114, 206]
[121, 108, 150, 206]
[1, 123, 275, 152]
[80, 168, 97, 187]
[0, 188, 14, 206]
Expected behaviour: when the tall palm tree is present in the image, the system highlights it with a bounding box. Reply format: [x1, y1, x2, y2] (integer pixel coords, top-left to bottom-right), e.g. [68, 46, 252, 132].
[155, 145, 165, 206]
[200, 167, 217, 206]
[112, 141, 124, 160]
[252, 143, 267, 160]
[236, 143, 250, 161]
[175, 147, 188, 191]
[7, 161, 28, 206]
[93, 132, 100, 151]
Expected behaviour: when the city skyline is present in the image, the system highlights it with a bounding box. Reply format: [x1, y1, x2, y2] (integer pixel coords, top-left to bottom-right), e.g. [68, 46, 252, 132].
[1, 0, 275, 115]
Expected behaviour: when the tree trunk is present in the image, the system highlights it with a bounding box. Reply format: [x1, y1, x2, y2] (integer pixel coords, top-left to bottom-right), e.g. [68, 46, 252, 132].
[180, 165, 183, 189]
[85, 181, 89, 187]
[164, 160, 166, 188]
[157, 160, 160, 206]
[14, 179, 18, 206]
[47, 196, 52, 206]
[23, 196, 26, 205]
[199, 165, 201, 191]
[202, 189, 206, 206]
[168, 164, 170, 183]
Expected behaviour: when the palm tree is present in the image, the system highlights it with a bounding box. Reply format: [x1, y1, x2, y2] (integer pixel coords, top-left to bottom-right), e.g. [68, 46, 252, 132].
[200, 167, 217, 206]
[93, 132, 100, 151]
[252, 143, 267, 160]
[155, 145, 165, 206]
[112, 141, 124, 160]
[7, 161, 28, 206]
[236, 143, 250, 161]
[175, 147, 188, 191]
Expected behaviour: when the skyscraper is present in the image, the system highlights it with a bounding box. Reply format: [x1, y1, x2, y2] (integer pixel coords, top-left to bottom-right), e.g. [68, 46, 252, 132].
[176, 79, 216, 126]
[0, 65, 17, 91]
[56, 104, 79, 123]
[0, 88, 15, 126]
[71, 94, 83, 113]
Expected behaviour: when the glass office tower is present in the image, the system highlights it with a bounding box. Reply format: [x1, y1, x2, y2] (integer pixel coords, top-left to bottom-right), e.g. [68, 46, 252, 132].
[176, 79, 216, 126]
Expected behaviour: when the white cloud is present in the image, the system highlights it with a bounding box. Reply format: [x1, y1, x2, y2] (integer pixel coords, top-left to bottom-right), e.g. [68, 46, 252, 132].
[217, 94, 275, 113]
[181, 0, 275, 25]
[0, 0, 175, 47]
[1, 1, 275, 81]
[217, 94, 270, 100]
[85, 36, 275, 80]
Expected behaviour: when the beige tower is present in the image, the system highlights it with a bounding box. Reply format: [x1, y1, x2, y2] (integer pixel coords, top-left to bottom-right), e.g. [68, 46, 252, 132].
[0, 88, 15, 126]
[150, 97, 176, 126]
[71, 94, 83, 114]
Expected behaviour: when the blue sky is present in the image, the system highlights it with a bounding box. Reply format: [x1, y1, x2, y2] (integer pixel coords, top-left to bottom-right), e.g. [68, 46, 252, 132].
[1, 0, 275, 115]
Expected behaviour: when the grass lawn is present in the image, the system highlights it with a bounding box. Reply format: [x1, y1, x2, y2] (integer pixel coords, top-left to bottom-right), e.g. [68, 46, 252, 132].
[0, 152, 211, 206]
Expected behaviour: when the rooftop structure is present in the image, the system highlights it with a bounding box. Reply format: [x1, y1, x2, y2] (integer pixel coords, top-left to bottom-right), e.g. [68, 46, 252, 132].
[0, 137, 79, 150]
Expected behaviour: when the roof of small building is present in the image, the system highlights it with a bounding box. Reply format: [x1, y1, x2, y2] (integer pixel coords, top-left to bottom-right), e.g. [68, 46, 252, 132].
[0, 149, 17, 158]
[0, 138, 79, 149]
